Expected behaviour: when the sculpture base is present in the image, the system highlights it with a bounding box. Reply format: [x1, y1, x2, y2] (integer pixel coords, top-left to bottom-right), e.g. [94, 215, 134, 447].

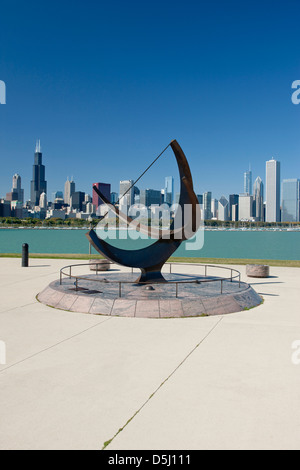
[135, 269, 167, 285]
[37, 271, 263, 318]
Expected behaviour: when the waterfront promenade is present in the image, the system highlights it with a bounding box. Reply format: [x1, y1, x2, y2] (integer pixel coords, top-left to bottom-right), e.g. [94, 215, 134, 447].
[0, 258, 300, 450]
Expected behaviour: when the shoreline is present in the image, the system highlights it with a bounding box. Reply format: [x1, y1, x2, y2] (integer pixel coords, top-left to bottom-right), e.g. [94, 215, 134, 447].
[0, 252, 299, 267]
[1, 226, 300, 232]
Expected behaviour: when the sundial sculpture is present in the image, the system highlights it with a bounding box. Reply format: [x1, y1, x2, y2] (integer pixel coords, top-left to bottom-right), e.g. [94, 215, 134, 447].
[86, 140, 201, 284]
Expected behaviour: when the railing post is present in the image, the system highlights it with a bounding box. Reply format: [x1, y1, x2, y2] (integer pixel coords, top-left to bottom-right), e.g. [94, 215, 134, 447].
[176, 283, 178, 298]
[119, 282, 122, 298]
[221, 279, 223, 294]
[170, 264, 172, 274]
[205, 265, 207, 277]
[60, 270, 62, 285]
[75, 278, 78, 292]
[239, 273, 241, 288]
[231, 269, 233, 282]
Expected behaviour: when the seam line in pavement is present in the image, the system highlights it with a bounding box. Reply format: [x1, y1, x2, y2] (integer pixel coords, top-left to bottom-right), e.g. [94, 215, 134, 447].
[102, 316, 224, 450]
[0, 316, 113, 374]
[0, 302, 38, 315]
[0, 271, 62, 288]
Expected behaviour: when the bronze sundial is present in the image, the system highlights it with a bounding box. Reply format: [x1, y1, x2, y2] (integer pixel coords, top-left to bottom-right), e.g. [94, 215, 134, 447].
[86, 140, 201, 283]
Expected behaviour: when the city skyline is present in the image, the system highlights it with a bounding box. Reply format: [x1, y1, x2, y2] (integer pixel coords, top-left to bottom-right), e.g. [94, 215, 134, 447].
[0, 139, 291, 204]
[1, 141, 300, 224]
[0, 1, 299, 202]
[1, 140, 287, 203]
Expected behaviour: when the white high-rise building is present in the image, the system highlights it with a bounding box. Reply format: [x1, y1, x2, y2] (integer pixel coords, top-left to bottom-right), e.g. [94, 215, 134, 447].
[239, 194, 253, 221]
[119, 180, 134, 207]
[266, 159, 281, 222]
[85, 202, 95, 214]
[218, 196, 229, 221]
[64, 178, 76, 205]
[39, 192, 47, 210]
[211, 199, 218, 219]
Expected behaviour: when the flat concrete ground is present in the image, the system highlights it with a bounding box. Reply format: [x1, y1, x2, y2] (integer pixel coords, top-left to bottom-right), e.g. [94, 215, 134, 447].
[0, 258, 300, 450]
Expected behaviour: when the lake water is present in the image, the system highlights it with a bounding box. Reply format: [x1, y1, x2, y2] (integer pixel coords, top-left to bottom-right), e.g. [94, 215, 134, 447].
[0, 228, 300, 260]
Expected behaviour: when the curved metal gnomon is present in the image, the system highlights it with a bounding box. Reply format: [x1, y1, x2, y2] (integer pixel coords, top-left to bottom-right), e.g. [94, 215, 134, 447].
[86, 140, 201, 283]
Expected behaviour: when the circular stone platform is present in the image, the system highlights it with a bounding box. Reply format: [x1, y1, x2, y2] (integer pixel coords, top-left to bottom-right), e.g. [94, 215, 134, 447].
[37, 270, 263, 318]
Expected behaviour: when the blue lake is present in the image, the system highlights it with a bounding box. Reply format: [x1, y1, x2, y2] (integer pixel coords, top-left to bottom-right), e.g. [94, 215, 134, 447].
[0, 228, 300, 260]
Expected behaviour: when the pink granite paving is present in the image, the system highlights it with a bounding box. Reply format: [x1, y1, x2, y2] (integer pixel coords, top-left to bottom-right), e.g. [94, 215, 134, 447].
[159, 300, 184, 318]
[37, 274, 262, 318]
[38, 288, 65, 308]
[69, 296, 95, 314]
[181, 298, 207, 317]
[135, 300, 160, 318]
[55, 293, 77, 311]
[200, 294, 241, 315]
[111, 299, 136, 317]
[89, 298, 114, 315]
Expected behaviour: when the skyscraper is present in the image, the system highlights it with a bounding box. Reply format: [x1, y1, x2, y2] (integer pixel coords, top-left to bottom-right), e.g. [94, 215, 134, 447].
[119, 180, 134, 207]
[12, 174, 24, 204]
[140, 189, 161, 207]
[70, 192, 85, 211]
[197, 194, 203, 205]
[203, 192, 212, 220]
[239, 194, 253, 221]
[211, 199, 219, 219]
[218, 196, 229, 221]
[229, 194, 239, 221]
[164, 176, 174, 205]
[266, 158, 281, 223]
[93, 182, 111, 209]
[253, 176, 264, 221]
[6, 174, 24, 203]
[39, 192, 47, 210]
[244, 168, 252, 195]
[64, 178, 76, 205]
[281, 179, 300, 222]
[30, 140, 47, 206]
[111, 192, 118, 204]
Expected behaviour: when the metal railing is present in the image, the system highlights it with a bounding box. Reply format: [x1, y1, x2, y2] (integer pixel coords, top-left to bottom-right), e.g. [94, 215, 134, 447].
[59, 261, 242, 299]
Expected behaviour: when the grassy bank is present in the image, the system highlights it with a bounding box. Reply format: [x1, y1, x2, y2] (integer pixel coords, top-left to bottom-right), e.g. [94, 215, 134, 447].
[0, 253, 299, 267]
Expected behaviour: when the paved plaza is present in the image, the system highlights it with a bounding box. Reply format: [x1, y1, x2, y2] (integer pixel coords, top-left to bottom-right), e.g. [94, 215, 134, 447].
[0, 258, 300, 450]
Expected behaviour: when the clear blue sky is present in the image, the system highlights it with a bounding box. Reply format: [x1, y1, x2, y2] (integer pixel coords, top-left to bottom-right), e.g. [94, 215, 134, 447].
[0, 0, 299, 201]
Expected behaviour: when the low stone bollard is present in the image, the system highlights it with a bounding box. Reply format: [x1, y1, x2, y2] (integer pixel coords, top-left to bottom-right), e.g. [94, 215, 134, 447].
[89, 259, 110, 272]
[246, 264, 270, 278]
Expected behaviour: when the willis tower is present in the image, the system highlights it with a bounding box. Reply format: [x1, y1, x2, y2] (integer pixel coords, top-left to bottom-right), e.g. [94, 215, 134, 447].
[31, 140, 47, 206]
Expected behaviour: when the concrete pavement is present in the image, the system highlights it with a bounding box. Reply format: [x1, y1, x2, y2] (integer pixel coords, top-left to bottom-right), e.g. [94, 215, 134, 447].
[0, 258, 299, 450]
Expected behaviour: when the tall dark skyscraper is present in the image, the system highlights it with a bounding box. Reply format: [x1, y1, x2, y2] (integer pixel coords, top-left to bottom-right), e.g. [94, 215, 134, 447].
[30, 140, 47, 206]
[93, 182, 111, 209]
